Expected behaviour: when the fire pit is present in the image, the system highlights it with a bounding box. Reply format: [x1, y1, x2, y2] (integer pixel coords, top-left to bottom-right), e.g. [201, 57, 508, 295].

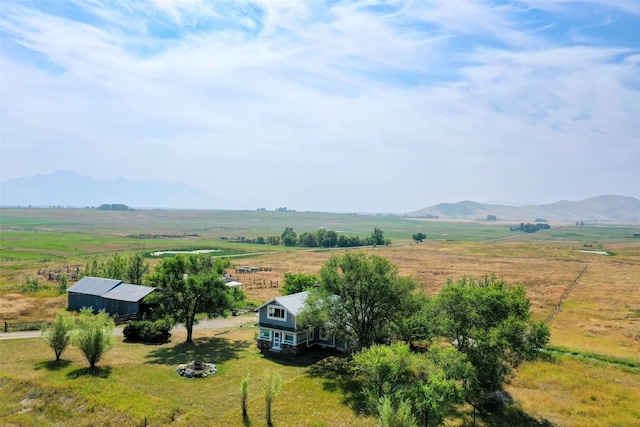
[176, 360, 217, 378]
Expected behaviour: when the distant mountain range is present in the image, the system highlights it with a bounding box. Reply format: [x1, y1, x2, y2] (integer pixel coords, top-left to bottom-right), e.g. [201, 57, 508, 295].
[2, 172, 638, 222]
[0, 170, 214, 209]
[406, 195, 640, 222]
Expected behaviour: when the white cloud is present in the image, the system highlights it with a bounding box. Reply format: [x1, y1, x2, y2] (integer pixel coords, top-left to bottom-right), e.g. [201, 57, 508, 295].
[1, 0, 638, 211]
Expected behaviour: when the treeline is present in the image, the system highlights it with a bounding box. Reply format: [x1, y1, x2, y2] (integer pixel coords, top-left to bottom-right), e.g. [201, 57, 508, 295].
[510, 223, 551, 233]
[236, 227, 390, 248]
[81, 253, 149, 285]
[96, 204, 133, 211]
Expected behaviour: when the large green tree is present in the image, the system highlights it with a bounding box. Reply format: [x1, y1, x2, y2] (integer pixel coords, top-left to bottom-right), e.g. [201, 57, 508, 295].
[369, 227, 386, 246]
[353, 342, 414, 408]
[433, 275, 550, 410]
[281, 227, 297, 246]
[280, 272, 319, 296]
[354, 342, 472, 426]
[146, 254, 233, 343]
[300, 253, 416, 350]
[411, 346, 472, 427]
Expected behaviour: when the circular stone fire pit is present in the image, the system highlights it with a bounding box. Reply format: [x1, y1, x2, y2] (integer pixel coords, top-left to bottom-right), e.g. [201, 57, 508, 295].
[176, 360, 217, 378]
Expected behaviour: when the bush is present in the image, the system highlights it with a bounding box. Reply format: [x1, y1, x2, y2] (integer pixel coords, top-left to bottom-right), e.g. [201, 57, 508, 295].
[123, 320, 171, 343]
[73, 308, 115, 368]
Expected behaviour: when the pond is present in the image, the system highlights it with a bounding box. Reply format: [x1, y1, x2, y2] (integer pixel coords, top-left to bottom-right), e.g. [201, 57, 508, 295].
[574, 250, 609, 255]
[150, 249, 221, 256]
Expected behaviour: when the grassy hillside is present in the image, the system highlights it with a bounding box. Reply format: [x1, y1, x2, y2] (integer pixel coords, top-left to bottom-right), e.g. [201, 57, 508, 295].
[408, 195, 640, 222]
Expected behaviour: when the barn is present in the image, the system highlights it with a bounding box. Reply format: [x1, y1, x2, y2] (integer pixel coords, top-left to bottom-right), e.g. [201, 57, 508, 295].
[66, 276, 156, 317]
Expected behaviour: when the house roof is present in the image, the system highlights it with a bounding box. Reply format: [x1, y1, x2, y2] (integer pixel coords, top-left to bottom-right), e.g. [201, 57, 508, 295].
[258, 291, 309, 316]
[66, 276, 123, 296]
[102, 284, 156, 303]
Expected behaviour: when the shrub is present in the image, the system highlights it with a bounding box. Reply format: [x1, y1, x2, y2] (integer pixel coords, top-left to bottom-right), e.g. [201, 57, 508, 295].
[73, 308, 115, 369]
[123, 320, 171, 343]
[41, 312, 75, 361]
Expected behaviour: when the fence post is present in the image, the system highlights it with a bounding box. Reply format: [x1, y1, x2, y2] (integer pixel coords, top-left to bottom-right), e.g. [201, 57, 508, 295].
[4, 322, 7, 333]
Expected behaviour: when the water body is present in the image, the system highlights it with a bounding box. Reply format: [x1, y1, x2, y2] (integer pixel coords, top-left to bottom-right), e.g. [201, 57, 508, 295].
[574, 250, 609, 255]
[150, 249, 221, 256]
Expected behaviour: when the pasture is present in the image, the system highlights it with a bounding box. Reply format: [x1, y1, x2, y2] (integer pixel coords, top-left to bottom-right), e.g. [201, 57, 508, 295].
[1, 208, 639, 425]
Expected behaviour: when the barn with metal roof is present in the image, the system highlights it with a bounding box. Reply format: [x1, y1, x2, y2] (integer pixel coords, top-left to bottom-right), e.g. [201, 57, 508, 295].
[67, 276, 156, 317]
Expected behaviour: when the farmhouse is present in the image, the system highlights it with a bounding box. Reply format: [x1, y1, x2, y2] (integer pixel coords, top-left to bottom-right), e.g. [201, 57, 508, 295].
[256, 291, 348, 355]
[66, 276, 156, 317]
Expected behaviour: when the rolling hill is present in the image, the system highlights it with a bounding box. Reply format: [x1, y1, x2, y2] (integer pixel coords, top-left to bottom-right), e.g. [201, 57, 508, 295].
[406, 195, 640, 222]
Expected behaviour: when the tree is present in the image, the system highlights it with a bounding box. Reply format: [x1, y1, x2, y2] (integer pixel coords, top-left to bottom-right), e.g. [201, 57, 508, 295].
[263, 371, 282, 426]
[354, 342, 472, 426]
[300, 253, 416, 350]
[280, 272, 318, 295]
[433, 275, 550, 410]
[146, 254, 233, 343]
[281, 227, 297, 246]
[411, 346, 472, 427]
[127, 253, 149, 285]
[41, 312, 75, 361]
[353, 342, 414, 408]
[298, 231, 318, 247]
[412, 233, 427, 243]
[72, 308, 115, 369]
[370, 227, 385, 246]
[378, 397, 417, 427]
[266, 235, 281, 245]
[322, 229, 338, 248]
[392, 293, 437, 345]
[82, 253, 150, 285]
[57, 274, 69, 295]
[241, 375, 249, 417]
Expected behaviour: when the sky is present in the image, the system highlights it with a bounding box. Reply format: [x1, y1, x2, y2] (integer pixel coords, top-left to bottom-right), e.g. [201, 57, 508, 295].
[1, 0, 639, 212]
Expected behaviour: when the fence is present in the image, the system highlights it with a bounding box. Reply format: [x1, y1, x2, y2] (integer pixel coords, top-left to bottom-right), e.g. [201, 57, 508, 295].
[239, 279, 279, 290]
[3, 320, 49, 333]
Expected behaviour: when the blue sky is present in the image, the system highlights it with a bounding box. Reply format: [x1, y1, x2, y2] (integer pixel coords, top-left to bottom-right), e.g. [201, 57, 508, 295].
[1, 0, 639, 212]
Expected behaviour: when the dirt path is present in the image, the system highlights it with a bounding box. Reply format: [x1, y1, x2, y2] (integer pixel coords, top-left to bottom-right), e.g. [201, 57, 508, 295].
[0, 313, 258, 340]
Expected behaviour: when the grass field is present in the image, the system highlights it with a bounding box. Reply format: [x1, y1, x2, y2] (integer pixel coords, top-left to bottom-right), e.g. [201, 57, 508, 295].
[1, 208, 639, 426]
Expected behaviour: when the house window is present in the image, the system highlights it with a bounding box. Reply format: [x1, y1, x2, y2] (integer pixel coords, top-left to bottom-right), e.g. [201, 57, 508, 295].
[320, 328, 329, 341]
[259, 329, 271, 340]
[308, 328, 315, 341]
[267, 305, 286, 321]
[297, 332, 307, 342]
[284, 333, 294, 344]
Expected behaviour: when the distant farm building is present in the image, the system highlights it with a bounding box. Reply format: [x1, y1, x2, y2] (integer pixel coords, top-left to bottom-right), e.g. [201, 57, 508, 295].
[66, 276, 156, 317]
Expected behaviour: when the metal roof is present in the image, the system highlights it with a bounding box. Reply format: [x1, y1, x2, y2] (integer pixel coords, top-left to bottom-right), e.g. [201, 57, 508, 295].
[258, 291, 309, 316]
[102, 284, 156, 303]
[66, 276, 123, 296]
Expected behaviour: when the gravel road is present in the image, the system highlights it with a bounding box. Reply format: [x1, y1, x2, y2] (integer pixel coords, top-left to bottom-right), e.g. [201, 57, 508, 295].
[0, 313, 258, 340]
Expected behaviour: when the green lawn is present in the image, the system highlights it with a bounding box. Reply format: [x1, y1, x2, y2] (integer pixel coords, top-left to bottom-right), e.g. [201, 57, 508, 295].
[0, 320, 378, 426]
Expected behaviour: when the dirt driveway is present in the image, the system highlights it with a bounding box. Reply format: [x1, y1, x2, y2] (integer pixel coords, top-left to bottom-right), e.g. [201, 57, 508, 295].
[0, 313, 258, 340]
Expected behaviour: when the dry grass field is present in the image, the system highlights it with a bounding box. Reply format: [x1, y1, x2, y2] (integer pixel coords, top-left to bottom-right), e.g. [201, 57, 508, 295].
[235, 240, 640, 361]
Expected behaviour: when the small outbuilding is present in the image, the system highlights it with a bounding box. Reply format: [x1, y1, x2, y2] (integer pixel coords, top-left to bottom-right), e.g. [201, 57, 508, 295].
[66, 276, 155, 317]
